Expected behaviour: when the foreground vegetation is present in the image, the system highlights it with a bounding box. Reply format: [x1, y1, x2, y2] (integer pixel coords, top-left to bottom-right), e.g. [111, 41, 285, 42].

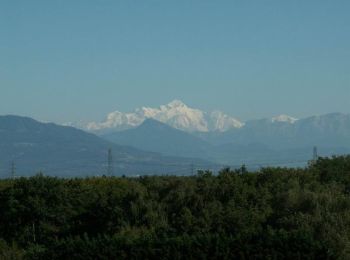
[1, 156, 350, 259]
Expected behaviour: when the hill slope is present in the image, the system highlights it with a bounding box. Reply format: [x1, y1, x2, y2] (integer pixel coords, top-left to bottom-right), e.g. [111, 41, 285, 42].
[103, 114, 350, 167]
[0, 115, 211, 177]
[103, 119, 214, 159]
[206, 113, 350, 149]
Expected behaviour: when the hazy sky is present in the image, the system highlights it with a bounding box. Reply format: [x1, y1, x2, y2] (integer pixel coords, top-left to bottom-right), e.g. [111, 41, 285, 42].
[1, 1, 349, 123]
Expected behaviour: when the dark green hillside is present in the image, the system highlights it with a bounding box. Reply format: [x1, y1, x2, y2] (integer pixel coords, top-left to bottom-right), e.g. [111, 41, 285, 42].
[1, 156, 350, 259]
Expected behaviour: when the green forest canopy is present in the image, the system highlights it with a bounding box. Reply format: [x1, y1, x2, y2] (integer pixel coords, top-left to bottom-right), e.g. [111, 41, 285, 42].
[1, 156, 350, 259]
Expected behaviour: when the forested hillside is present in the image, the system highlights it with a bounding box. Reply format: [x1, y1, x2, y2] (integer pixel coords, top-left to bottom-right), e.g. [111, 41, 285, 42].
[1, 156, 350, 259]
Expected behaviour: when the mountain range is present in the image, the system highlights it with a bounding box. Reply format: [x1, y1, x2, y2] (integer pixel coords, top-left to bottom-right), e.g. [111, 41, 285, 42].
[103, 115, 350, 167]
[81, 100, 244, 134]
[1, 101, 350, 177]
[0, 115, 212, 177]
[96, 101, 350, 167]
[76, 100, 315, 136]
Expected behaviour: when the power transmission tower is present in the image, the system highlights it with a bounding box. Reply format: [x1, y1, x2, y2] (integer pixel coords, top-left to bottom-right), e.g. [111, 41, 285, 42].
[10, 161, 16, 179]
[107, 148, 114, 176]
[313, 146, 318, 162]
[190, 163, 194, 175]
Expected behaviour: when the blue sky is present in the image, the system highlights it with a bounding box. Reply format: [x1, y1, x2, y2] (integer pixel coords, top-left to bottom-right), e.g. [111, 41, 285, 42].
[1, 1, 349, 123]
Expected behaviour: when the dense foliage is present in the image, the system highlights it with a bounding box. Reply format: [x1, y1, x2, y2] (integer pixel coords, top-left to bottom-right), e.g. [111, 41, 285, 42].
[1, 156, 350, 259]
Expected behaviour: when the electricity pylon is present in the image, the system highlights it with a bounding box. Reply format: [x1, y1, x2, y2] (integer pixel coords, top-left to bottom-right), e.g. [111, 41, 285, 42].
[107, 148, 114, 176]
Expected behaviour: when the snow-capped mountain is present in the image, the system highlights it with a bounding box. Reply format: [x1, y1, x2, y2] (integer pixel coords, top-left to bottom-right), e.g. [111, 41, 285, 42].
[84, 100, 244, 133]
[102, 112, 350, 166]
[209, 111, 244, 131]
[202, 112, 350, 149]
[271, 115, 298, 124]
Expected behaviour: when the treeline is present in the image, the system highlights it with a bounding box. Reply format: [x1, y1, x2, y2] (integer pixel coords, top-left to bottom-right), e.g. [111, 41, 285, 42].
[1, 156, 350, 259]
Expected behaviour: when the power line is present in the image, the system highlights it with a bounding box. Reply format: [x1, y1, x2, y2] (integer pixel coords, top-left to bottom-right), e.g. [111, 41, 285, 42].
[313, 146, 318, 161]
[0, 154, 340, 179]
[10, 161, 16, 179]
[107, 148, 114, 176]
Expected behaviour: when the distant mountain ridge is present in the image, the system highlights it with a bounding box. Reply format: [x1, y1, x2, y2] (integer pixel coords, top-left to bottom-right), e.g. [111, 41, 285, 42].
[0, 115, 213, 177]
[3, 108, 349, 175]
[76, 100, 313, 134]
[103, 119, 214, 159]
[103, 112, 350, 167]
[78, 100, 244, 134]
[204, 112, 350, 149]
[80, 100, 350, 167]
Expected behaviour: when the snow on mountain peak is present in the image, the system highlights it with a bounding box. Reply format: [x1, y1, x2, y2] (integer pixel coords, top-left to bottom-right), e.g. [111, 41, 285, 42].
[271, 115, 298, 124]
[209, 111, 245, 131]
[150, 100, 208, 132]
[166, 99, 186, 108]
[84, 100, 243, 133]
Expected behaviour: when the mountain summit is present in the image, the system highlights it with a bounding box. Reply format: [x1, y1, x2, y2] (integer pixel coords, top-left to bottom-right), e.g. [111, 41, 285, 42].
[84, 100, 243, 133]
[103, 118, 213, 159]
